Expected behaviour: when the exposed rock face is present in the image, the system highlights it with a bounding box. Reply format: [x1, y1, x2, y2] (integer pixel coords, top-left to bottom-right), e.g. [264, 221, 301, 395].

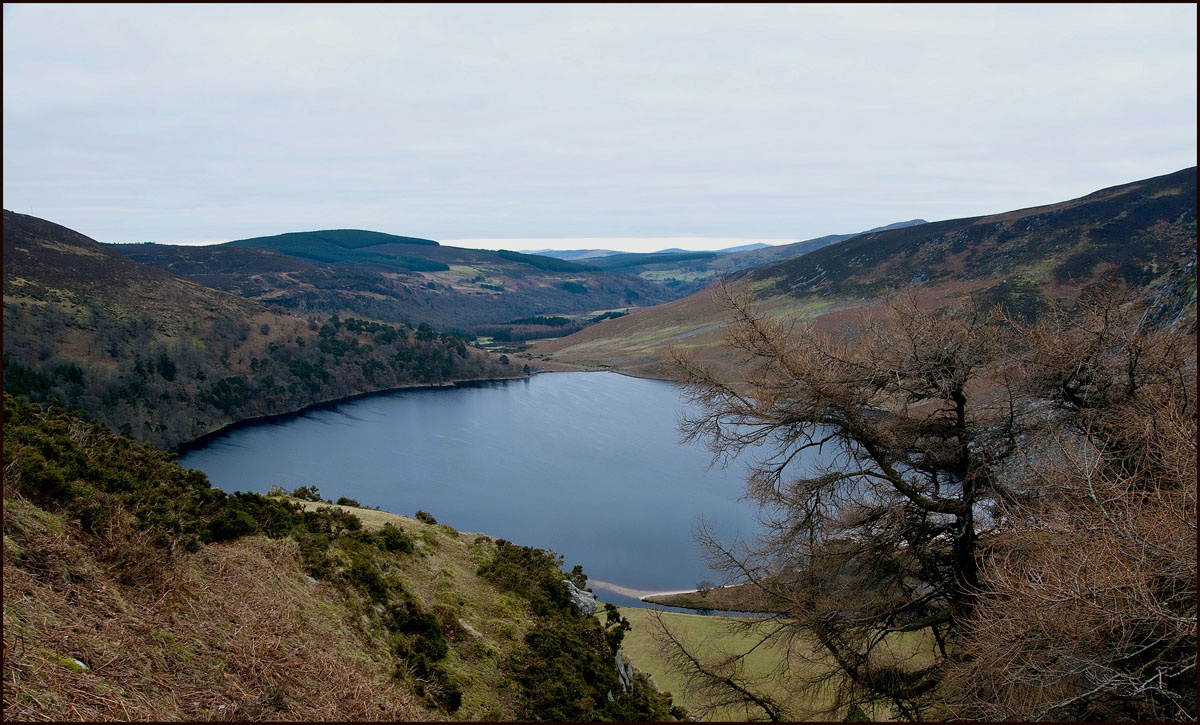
[562, 579, 598, 616]
[615, 652, 633, 692]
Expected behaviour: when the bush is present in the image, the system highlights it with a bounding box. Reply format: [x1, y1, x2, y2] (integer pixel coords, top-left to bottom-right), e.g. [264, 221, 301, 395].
[377, 524, 414, 554]
[477, 540, 571, 617]
[344, 554, 390, 603]
[507, 611, 670, 721]
[207, 508, 257, 542]
[414, 510, 437, 525]
[291, 485, 324, 502]
[388, 600, 449, 661]
[313, 505, 361, 534]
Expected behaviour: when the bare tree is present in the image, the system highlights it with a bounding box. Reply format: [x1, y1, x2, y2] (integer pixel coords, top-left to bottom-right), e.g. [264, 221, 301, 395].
[667, 280, 1036, 719]
[942, 284, 1197, 721]
[662, 276, 1196, 720]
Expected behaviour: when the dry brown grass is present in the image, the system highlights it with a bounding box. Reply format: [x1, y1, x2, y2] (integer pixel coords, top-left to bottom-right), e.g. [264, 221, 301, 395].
[527, 274, 1010, 383]
[3, 499, 428, 722]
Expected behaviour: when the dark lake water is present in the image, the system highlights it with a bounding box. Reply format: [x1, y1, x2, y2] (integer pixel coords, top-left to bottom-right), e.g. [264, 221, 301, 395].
[177, 371, 766, 608]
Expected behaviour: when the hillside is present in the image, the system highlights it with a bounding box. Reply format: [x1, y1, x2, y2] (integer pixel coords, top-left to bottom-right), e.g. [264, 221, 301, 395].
[3, 210, 266, 335]
[3, 211, 520, 449]
[530, 168, 1197, 376]
[111, 231, 679, 330]
[2, 394, 677, 721]
[754, 167, 1196, 297]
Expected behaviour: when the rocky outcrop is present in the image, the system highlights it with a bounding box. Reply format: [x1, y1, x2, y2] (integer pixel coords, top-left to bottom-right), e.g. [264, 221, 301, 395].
[562, 579, 598, 616]
[615, 652, 634, 692]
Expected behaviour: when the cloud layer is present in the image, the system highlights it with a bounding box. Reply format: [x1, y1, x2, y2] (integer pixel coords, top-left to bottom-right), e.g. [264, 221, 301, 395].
[4, 4, 1195, 248]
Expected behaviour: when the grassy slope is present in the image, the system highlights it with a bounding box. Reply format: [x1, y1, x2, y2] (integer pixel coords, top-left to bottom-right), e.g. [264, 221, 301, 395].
[2, 481, 617, 722]
[3, 210, 266, 334]
[3, 497, 430, 721]
[613, 607, 862, 721]
[612, 607, 814, 721]
[613, 607, 931, 722]
[525, 280, 847, 379]
[284, 501, 545, 720]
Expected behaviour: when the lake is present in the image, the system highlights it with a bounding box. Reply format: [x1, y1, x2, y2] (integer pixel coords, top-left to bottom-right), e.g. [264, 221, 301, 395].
[177, 371, 766, 608]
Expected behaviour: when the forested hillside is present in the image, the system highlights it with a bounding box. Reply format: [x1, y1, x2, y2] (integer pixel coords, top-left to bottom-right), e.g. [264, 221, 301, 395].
[3, 211, 519, 449]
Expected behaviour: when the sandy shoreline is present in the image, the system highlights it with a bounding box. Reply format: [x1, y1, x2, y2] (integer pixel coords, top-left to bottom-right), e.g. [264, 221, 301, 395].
[587, 579, 697, 600]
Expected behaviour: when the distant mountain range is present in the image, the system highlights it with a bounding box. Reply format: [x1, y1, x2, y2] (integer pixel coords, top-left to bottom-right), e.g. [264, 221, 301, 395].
[520, 248, 624, 260]
[525, 220, 930, 298]
[521, 229, 930, 263]
[109, 229, 679, 329]
[224, 228, 443, 270]
[710, 219, 929, 271]
[751, 171, 1194, 298]
[106, 219, 927, 330]
[522, 242, 774, 260]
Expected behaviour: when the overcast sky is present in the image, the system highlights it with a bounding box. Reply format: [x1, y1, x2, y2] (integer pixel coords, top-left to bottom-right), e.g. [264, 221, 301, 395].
[3, 4, 1196, 252]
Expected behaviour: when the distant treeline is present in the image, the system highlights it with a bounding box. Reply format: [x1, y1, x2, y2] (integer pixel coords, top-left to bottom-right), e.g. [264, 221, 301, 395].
[578, 250, 718, 271]
[225, 229, 448, 270]
[471, 310, 627, 342]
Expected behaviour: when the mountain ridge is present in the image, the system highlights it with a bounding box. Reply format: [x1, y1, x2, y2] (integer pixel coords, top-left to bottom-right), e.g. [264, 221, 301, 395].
[749, 167, 1196, 297]
[529, 168, 1197, 377]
